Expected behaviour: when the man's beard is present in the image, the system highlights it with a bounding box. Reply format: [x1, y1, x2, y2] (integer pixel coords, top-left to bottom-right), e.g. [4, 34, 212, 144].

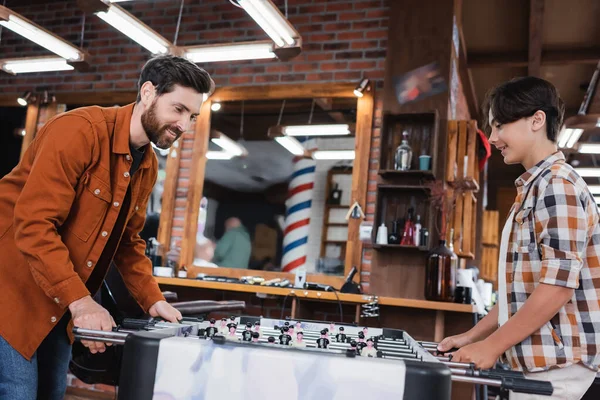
[141, 101, 182, 149]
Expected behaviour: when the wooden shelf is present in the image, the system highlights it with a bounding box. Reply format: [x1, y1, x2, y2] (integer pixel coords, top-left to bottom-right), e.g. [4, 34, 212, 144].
[373, 244, 430, 252]
[155, 277, 477, 313]
[326, 223, 348, 227]
[326, 204, 350, 209]
[377, 184, 431, 191]
[324, 240, 347, 244]
[379, 169, 435, 179]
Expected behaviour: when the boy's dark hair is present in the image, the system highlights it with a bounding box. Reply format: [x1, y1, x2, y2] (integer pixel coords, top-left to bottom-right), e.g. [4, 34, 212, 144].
[136, 55, 214, 102]
[482, 76, 565, 142]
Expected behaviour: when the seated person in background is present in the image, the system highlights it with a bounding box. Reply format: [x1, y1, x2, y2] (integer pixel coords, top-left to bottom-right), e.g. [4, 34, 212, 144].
[193, 236, 218, 268]
[213, 217, 251, 269]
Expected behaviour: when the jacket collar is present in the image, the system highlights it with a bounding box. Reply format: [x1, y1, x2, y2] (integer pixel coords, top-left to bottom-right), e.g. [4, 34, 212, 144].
[113, 102, 154, 169]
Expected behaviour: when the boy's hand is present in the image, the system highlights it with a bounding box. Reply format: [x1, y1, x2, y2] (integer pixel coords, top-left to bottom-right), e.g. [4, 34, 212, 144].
[448, 339, 503, 369]
[437, 332, 473, 353]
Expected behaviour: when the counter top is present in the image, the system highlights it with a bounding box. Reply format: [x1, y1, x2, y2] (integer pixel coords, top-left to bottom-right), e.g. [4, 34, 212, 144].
[156, 277, 476, 314]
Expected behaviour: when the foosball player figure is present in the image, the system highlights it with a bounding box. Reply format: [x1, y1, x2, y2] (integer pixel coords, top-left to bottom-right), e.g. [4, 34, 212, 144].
[335, 326, 346, 343]
[329, 322, 335, 334]
[279, 326, 292, 345]
[219, 318, 228, 334]
[229, 316, 237, 325]
[251, 331, 260, 343]
[362, 327, 369, 337]
[292, 331, 306, 348]
[349, 340, 358, 355]
[357, 332, 367, 353]
[316, 329, 330, 349]
[323, 328, 330, 339]
[205, 318, 219, 338]
[361, 338, 377, 358]
[242, 322, 253, 342]
[288, 325, 295, 340]
[226, 323, 239, 341]
[267, 336, 276, 345]
[254, 321, 261, 337]
[295, 321, 303, 333]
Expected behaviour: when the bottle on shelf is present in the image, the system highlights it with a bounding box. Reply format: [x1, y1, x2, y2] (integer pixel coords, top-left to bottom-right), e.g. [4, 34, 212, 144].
[421, 228, 429, 247]
[424, 229, 458, 302]
[388, 220, 400, 244]
[328, 183, 342, 205]
[376, 223, 388, 245]
[400, 207, 415, 246]
[394, 130, 413, 171]
[414, 215, 422, 247]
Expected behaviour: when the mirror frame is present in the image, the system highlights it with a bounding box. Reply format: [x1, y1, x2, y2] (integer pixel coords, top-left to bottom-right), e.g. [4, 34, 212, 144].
[2, 91, 179, 259]
[180, 82, 374, 288]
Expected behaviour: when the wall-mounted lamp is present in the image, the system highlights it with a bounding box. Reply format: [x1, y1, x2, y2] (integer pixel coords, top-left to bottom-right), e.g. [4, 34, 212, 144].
[211, 102, 222, 112]
[17, 91, 34, 106]
[353, 78, 370, 97]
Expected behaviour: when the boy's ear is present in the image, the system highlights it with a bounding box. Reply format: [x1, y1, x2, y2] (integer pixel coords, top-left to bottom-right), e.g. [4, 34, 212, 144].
[531, 110, 547, 133]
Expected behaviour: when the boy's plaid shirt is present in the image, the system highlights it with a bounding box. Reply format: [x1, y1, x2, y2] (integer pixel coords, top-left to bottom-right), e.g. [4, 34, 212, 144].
[503, 151, 600, 372]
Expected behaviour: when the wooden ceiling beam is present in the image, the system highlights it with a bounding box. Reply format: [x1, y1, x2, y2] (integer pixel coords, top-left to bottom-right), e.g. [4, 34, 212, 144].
[528, 0, 545, 77]
[467, 47, 600, 68]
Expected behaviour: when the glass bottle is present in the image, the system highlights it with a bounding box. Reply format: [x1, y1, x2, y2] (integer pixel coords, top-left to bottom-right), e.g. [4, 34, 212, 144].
[424, 230, 458, 302]
[394, 131, 413, 171]
[400, 207, 415, 245]
[388, 220, 400, 244]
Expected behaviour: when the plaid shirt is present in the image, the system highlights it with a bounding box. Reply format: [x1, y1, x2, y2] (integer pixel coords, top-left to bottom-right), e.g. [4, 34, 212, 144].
[503, 151, 600, 372]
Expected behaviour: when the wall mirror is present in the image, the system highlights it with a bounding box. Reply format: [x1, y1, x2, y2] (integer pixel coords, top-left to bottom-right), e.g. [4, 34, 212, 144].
[179, 83, 374, 287]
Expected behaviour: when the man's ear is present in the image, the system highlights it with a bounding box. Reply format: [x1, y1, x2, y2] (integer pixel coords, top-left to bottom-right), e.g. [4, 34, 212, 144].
[531, 110, 547, 133]
[139, 81, 156, 107]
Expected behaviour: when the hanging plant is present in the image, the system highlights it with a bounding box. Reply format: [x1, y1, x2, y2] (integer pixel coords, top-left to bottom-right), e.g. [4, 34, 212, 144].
[424, 180, 456, 239]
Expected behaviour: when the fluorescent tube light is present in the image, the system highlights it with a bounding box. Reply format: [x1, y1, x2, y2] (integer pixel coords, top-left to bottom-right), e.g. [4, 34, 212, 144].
[184, 41, 275, 63]
[578, 143, 600, 154]
[283, 124, 351, 137]
[557, 128, 584, 148]
[206, 151, 234, 160]
[587, 185, 600, 194]
[237, 0, 298, 47]
[96, 4, 170, 54]
[211, 135, 247, 157]
[312, 150, 355, 160]
[275, 136, 306, 156]
[0, 57, 75, 74]
[0, 8, 83, 61]
[575, 168, 600, 178]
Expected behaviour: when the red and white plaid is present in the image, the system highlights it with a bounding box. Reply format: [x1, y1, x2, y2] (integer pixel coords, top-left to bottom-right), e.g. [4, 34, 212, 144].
[502, 151, 600, 372]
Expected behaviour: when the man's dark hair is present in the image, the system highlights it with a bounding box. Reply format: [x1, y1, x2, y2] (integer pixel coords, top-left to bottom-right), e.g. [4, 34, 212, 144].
[482, 76, 565, 142]
[136, 54, 214, 102]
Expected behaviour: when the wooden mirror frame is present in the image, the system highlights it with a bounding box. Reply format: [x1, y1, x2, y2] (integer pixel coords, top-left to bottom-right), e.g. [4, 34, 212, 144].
[179, 82, 374, 288]
[0, 91, 179, 258]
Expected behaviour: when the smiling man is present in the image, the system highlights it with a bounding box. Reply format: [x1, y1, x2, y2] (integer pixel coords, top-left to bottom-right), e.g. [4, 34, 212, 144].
[0, 55, 213, 399]
[438, 77, 600, 399]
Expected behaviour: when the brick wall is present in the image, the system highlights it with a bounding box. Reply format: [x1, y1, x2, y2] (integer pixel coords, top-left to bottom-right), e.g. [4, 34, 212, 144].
[0, 0, 389, 291]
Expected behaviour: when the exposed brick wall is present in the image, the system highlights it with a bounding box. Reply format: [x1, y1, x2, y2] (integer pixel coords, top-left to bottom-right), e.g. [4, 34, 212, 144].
[0, 0, 389, 291]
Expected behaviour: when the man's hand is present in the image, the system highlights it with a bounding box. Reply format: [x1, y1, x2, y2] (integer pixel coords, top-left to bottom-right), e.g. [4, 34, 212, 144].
[437, 332, 473, 353]
[149, 300, 182, 323]
[448, 339, 503, 370]
[69, 295, 116, 354]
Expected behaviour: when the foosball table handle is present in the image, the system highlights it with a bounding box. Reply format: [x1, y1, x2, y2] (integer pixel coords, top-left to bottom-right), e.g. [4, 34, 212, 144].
[501, 376, 554, 396]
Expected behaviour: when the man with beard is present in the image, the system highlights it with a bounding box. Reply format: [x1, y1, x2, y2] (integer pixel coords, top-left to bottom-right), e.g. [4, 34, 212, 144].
[0, 55, 214, 399]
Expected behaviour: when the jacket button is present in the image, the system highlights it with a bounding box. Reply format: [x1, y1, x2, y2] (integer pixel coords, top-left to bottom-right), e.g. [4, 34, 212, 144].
[86, 260, 93, 267]
[50, 316, 57, 323]
[101, 231, 108, 237]
[135, 206, 139, 211]
[123, 172, 130, 178]
[54, 297, 60, 304]
[113, 202, 120, 207]
[126, 155, 131, 161]
[94, 189, 100, 195]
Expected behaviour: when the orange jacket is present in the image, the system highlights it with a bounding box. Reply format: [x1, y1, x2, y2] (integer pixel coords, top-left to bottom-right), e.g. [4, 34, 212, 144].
[0, 103, 165, 360]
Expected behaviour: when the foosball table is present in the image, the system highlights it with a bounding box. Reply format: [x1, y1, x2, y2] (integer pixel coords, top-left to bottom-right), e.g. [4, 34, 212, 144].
[73, 316, 554, 400]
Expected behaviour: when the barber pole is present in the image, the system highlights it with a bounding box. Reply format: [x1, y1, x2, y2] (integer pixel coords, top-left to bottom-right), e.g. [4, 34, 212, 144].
[282, 139, 317, 272]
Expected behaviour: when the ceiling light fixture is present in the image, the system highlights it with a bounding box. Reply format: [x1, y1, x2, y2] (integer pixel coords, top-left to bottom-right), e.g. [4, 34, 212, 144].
[0, 56, 76, 75]
[587, 185, 600, 194]
[574, 168, 600, 177]
[206, 151, 234, 160]
[183, 41, 276, 63]
[236, 0, 299, 48]
[281, 124, 351, 137]
[578, 143, 600, 154]
[557, 127, 584, 148]
[0, 6, 84, 61]
[17, 91, 33, 106]
[312, 150, 355, 160]
[79, 0, 171, 54]
[211, 133, 248, 157]
[211, 102, 222, 112]
[274, 136, 307, 156]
